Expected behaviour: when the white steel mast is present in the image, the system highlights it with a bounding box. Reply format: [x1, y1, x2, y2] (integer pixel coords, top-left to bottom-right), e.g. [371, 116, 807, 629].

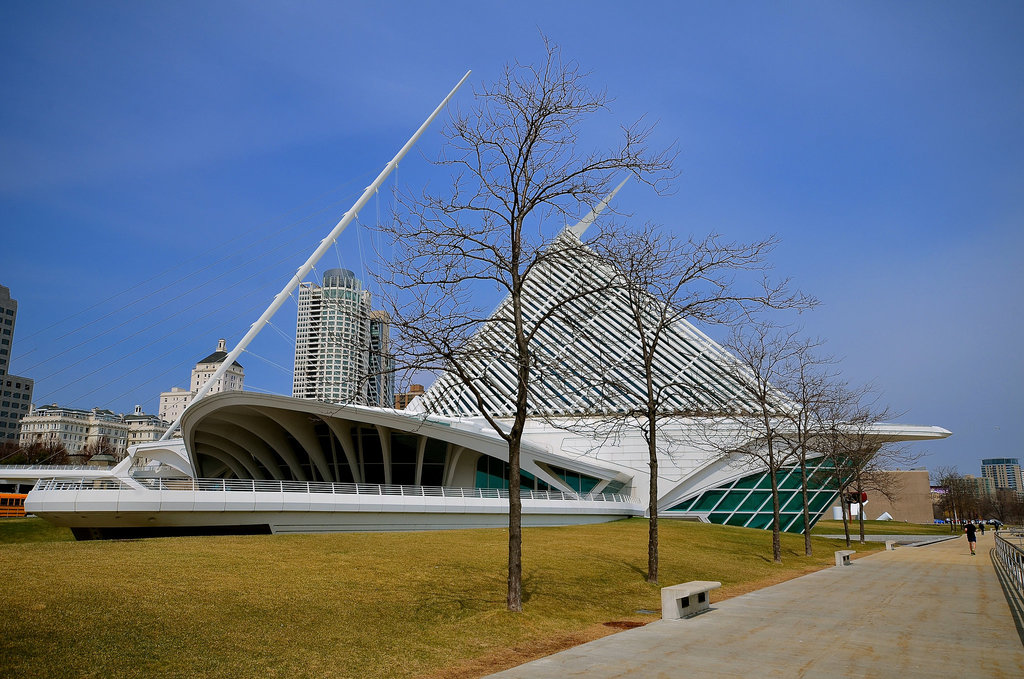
[161, 70, 471, 440]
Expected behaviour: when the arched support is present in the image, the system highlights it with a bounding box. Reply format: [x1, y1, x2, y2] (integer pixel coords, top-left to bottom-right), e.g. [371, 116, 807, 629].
[414, 435, 428, 486]
[264, 408, 333, 482]
[375, 424, 392, 485]
[199, 418, 285, 480]
[323, 419, 361, 483]
[195, 432, 265, 480]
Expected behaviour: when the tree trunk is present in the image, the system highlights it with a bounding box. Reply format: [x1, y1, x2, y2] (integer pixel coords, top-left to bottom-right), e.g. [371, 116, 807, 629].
[841, 494, 851, 548]
[799, 453, 812, 557]
[770, 469, 782, 563]
[857, 485, 866, 544]
[647, 412, 659, 584]
[507, 436, 522, 612]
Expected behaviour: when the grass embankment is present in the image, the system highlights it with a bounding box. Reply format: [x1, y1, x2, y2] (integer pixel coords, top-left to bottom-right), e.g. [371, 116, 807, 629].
[811, 519, 952, 536]
[1, 517, 881, 679]
[0, 517, 74, 543]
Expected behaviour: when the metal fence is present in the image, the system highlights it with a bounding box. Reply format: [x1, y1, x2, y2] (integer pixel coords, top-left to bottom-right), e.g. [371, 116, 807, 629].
[0, 464, 99, 471]
[32, 476, 639, 505]
[994, 530, 1024, 597]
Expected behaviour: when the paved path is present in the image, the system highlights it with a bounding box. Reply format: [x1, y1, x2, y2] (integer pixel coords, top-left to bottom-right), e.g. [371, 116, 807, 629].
[487, 533, 1024, 678]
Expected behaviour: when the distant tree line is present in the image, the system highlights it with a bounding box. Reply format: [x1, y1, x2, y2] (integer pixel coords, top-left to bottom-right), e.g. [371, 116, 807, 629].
[0, 436, 119, 466]
[934, 467, 1024, 526]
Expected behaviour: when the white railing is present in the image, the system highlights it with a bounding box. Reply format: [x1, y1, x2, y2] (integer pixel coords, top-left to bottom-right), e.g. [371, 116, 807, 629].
[994, 530, 1024, 598]
[31, 476, 639, 504]
[0, 464, 98, 471]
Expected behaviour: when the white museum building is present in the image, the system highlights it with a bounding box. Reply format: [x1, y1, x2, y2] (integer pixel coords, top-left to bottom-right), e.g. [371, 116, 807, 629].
[23, 208, 949, 539]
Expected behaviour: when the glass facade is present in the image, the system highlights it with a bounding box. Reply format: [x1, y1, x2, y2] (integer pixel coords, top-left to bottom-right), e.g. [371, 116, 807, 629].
[475, 455, 552, 492]
[547, 464, 601, 493]
[667, 458, 841, 533]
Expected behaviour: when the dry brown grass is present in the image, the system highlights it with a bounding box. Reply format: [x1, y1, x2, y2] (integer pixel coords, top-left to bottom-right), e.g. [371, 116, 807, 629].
[0, 518, 880, 678]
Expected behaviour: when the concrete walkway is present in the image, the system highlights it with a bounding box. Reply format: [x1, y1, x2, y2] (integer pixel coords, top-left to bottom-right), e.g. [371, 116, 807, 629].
[487, 533, 1024, 678]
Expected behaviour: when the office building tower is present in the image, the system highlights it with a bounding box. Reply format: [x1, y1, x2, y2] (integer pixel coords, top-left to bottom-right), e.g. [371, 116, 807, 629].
[292, 269, 394, 407]
[0, 285, 34, 440]
[158, 339, 244, 424]
[368, 310, 396, 409]
[981, 458, 1024, 491]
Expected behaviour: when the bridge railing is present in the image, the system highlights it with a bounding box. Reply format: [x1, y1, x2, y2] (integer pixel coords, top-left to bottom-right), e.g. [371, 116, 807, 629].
[31, 476, 640, 505]
[0, 464, 100, 471]
[994, 530, 1024, 597]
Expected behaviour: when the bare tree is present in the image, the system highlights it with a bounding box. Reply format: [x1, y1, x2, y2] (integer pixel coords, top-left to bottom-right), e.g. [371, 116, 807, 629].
[775, 338, 832, 557]
[0, 439, 70, 465]
[377, 40, 674, 611]
[934, 467, 981, 530]
[698, 323, 807, 563]
[819, 387, 919, 544]
[78, 436, 119, 465]
[583, 226, 813, 582]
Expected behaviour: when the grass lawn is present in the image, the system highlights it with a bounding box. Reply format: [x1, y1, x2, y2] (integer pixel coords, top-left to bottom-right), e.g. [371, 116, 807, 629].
[0, 517, 881, 678]
[811, 519, 953, 536]
[0, 517, 74, 543]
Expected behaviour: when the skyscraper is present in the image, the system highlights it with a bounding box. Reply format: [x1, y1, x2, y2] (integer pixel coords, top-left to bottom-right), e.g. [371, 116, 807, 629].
[292, 269, 394, 407]
[0, 285, 34, 440]
[981, 458, 1024, 491]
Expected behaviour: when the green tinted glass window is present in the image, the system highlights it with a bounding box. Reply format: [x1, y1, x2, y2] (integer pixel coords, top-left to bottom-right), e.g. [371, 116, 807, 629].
[669, 496, 698, 512]
[786, 514, 807, 533]
[726, 512, 754, 527]
[693, 490, 727, 512]
[732, 475, 761, 490]
[779, 471, 802, 490]
[809, 491, 837, 513]
[781, 491, 805, 513]
[715, 491, 745, 512]
[739, 492, 771, 512]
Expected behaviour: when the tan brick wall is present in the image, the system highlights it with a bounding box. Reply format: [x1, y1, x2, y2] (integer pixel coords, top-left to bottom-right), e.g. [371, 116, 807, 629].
[832, 470, 935, 524]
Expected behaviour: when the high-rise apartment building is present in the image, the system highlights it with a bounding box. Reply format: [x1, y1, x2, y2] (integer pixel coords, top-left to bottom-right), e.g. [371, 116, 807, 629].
[292, 269, 394, 407]
[158, 339, 244, 423]
[368, 310, 396, 409]
[981, 458, 1024, 491]
[963, 474, 996, 499]
[0, 285, 34, 440]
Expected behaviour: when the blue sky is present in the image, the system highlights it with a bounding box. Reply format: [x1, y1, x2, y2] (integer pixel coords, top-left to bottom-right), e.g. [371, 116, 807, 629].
[2, 1, 1021, 474]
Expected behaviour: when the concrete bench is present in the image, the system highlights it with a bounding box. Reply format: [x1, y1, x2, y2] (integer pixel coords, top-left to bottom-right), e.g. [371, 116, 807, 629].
[835, 550, 856, 567]
[885, 540, 897, 551]
[661, 580, 721, 620]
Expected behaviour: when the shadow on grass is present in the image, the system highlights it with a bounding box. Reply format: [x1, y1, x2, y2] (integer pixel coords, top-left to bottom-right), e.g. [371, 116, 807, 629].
[416, 589, 504, 615]
[585, 553, 647, 581]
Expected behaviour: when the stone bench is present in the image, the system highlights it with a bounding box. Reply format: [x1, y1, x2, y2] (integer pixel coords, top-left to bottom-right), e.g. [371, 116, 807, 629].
[661, 580, 721, 620]
[835, 549, 856, 567]
[885, 540, 897, 551]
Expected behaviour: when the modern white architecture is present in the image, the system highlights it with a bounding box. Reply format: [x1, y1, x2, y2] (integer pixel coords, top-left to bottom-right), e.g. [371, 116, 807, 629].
[24, 202, 951, 539]
[292, 269, 394, 408]
[14, 78, 950, 539]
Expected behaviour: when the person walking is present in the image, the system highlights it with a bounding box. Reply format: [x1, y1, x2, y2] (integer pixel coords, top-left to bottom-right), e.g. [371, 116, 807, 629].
[980, 521, 986, 535]
[966, 521, 977, 555]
